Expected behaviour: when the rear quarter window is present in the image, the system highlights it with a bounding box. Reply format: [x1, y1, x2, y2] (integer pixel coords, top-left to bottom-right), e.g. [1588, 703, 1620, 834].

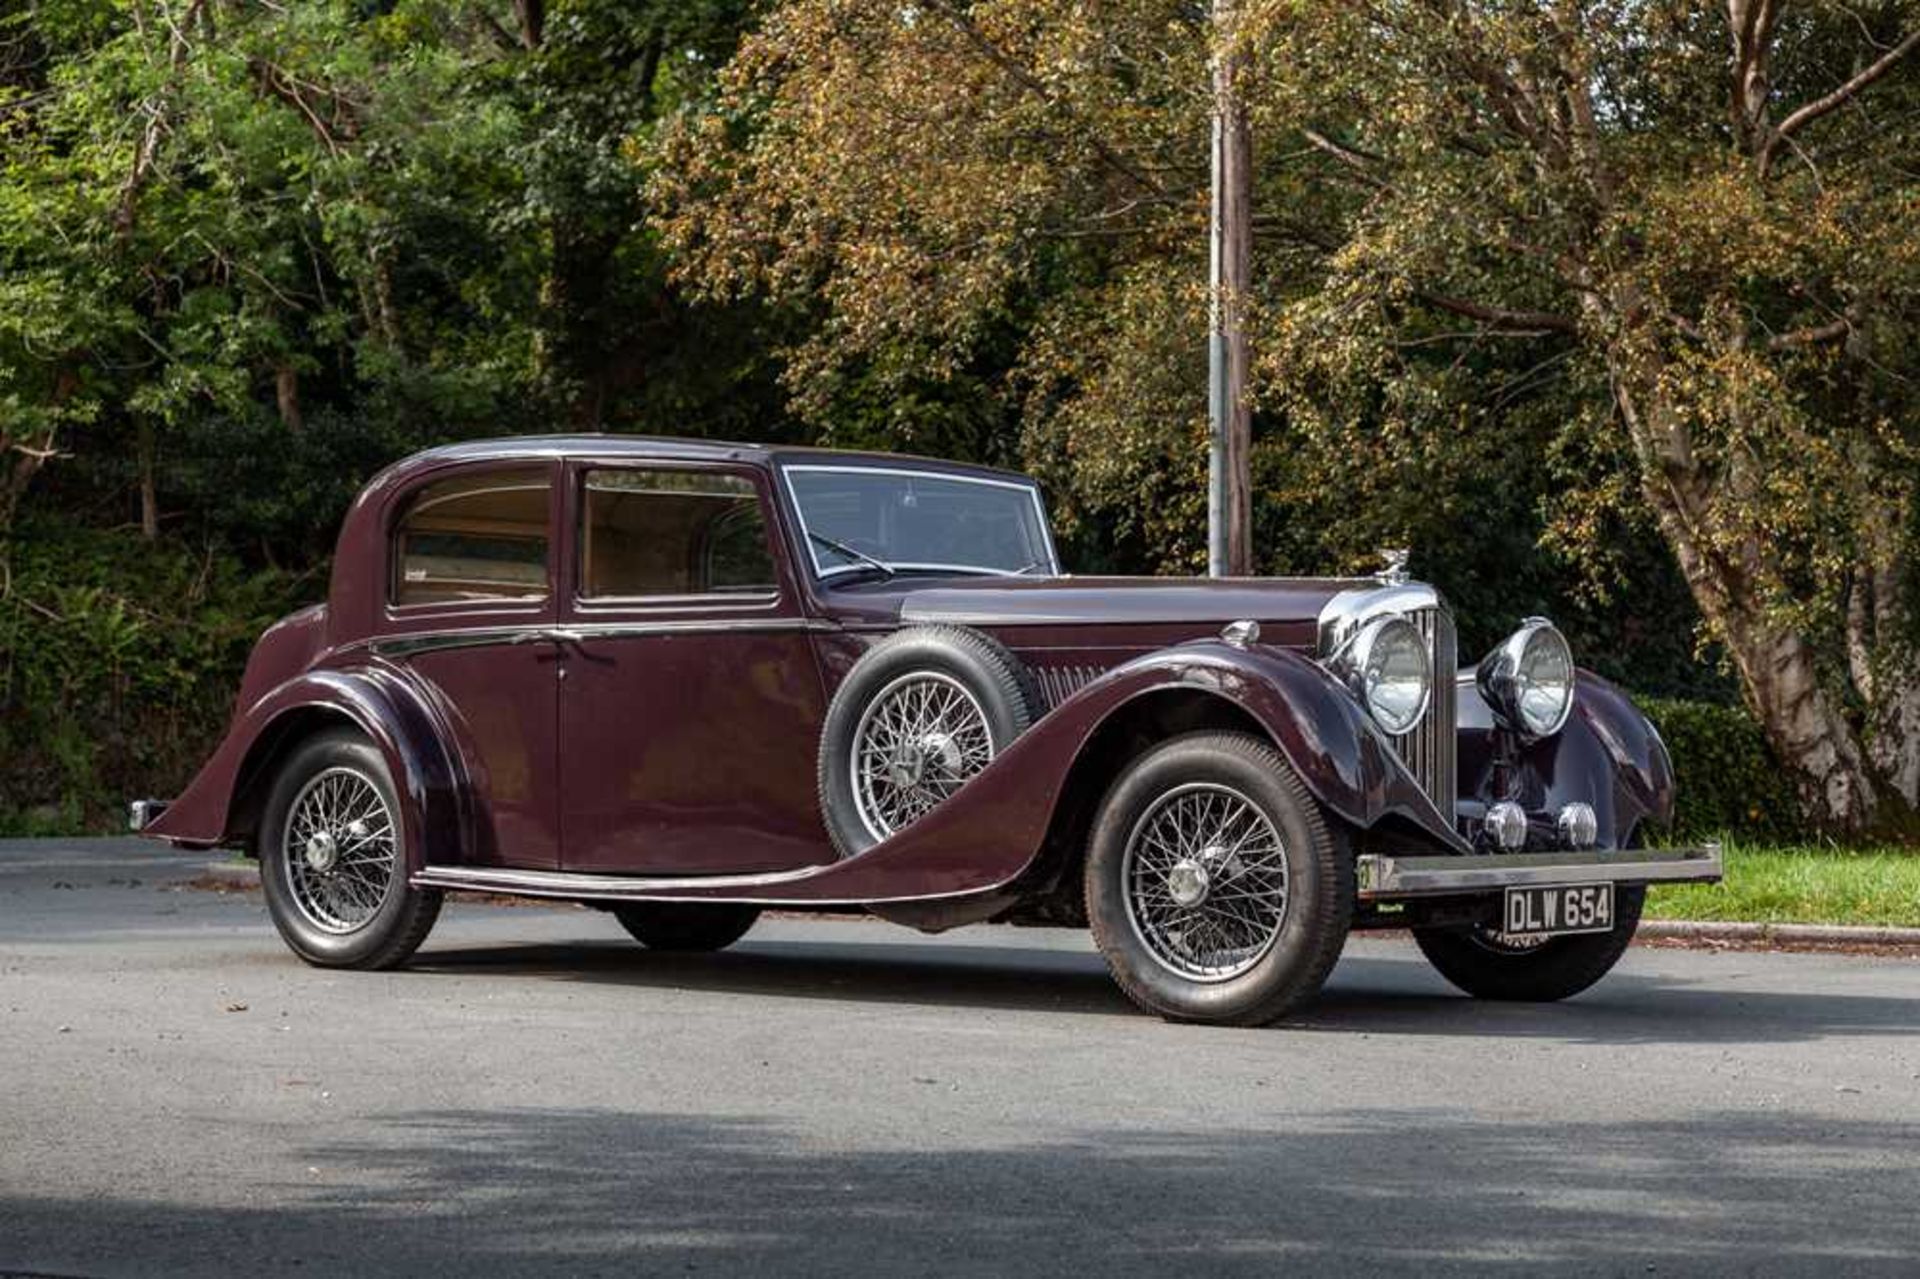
[392, 467, 550, 606]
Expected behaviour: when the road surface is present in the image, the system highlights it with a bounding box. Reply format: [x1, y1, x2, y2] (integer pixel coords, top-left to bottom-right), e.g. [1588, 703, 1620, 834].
[3, 838, 1917, 1276]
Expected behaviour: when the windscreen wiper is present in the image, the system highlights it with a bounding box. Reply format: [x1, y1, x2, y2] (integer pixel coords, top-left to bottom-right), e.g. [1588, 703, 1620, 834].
[808, 531, 896, 580]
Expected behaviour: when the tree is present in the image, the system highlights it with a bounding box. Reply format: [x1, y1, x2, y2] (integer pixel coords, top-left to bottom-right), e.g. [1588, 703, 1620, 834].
[0, 0, 784, 573]
[1237, 0, 1920, 831]
[655, 0, 1920, 833]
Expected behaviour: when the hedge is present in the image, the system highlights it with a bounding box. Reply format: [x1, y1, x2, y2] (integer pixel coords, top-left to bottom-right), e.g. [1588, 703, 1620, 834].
[1635, 696, 1805, 843]
[0, 517, 309, 835]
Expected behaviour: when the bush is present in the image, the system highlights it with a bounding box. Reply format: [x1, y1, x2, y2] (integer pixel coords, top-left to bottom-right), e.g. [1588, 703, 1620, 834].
[1636, 696, 1806, 843]
[0, 517, 313, 834]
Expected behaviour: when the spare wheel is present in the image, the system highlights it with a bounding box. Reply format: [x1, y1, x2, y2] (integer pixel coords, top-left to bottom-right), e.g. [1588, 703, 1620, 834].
[817, 624, 1039, 858]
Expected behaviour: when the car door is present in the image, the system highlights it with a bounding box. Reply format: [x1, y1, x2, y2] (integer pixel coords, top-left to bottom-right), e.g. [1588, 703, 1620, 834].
[373, 460, 562, 868]
[556, 459, 833, 875]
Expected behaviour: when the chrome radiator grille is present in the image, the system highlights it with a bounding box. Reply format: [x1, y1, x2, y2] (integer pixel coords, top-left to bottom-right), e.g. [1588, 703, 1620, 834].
[1397, 606, 1458, 826]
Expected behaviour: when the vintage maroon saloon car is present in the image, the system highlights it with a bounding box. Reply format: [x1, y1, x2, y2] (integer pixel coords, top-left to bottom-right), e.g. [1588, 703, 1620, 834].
[135, 435, 1720, 1024]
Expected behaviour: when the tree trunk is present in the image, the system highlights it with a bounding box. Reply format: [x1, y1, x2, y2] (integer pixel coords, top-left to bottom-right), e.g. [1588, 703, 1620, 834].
[275, 363, 303, 432]
[1607, 355, 1879, 830]
[138, 421, 159, 541]
[1868, 666, 1920, 808]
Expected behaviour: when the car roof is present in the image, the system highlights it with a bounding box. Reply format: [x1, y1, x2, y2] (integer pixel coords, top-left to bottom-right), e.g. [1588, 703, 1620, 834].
[396, 434, 1036, 485]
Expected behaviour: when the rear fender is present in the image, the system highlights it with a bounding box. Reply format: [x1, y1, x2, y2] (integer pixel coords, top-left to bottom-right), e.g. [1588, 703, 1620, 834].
[142, 665, 464, 871]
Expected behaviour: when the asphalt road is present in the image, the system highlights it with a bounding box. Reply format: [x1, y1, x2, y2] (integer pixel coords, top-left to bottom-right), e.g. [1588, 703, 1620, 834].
[3, 839, 1917, 1277]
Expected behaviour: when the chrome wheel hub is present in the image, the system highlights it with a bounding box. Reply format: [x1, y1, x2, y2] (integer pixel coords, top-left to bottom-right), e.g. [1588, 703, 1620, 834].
[852, 673, 994, 842]
[1166, 859, 1210, 908]
[303, 830, 339, 873]
[1122, 782, 1290, 982]
[282, 767, 397, 934]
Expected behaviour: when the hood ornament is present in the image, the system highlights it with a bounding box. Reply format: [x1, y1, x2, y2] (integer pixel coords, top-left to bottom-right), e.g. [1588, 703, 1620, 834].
[1377, 547, 1411, 586]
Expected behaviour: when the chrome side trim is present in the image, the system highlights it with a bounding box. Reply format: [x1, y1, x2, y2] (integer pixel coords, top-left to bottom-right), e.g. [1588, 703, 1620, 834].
[369, 626, 551, 658]
[1355, 843, 1722, 900]
[544, 618, 840, 642]
[367, 616, 839, 658]
[411, 861, 995, 907]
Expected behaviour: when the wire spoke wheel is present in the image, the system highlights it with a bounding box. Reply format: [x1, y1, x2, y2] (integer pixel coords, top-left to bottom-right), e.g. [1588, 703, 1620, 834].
[850, 671, 996, 842]
[1470, 928, 1553, 954]
[1122, 782, 1290, 982]
[282, 766, 397, 934]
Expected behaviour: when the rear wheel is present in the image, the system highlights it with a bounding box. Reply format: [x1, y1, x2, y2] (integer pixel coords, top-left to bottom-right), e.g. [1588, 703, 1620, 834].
[1412, 885, 1645, 1001]
[1084, 732, 1352, 1025]
[257, 728, 441, 969]
[611, 902, 760, 952]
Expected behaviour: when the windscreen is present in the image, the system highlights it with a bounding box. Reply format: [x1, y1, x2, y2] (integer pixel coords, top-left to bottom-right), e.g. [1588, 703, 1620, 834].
[784, 465, 1056, 578]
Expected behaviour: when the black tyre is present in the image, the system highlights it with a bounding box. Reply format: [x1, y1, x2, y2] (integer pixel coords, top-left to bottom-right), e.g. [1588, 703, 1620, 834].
[817, 624, 1039, 858]
[257, 728, 442, 969]
[1084, 732, 1353, 1026]
[611, 902, 760, 952]
[1411, 885, 1645, 1001]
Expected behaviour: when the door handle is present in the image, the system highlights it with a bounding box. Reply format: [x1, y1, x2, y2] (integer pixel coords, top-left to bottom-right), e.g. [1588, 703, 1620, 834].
[512, 628, 589, 646]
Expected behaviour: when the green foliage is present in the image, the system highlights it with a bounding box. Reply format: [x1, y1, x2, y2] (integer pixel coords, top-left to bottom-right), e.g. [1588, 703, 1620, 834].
[1639, 697, 1806, 843]
[0, 515, 311, 833]
[1647, 840, 1920, 927]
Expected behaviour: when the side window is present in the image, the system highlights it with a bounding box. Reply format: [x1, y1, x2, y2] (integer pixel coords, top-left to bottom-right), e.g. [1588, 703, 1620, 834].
[392, 466, 551, 607]
[580, 469, 776, 600]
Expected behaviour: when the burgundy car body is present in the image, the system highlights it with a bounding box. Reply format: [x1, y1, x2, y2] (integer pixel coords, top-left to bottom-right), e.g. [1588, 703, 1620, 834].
[142, 435, 1695, 932]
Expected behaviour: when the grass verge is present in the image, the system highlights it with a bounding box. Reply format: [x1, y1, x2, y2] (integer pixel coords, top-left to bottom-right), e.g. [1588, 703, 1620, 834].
[1646, 839, 1920, 928]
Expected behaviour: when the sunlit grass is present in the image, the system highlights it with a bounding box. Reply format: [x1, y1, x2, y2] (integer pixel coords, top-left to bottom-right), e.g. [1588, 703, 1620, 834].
[1646, 837, 1920, 927]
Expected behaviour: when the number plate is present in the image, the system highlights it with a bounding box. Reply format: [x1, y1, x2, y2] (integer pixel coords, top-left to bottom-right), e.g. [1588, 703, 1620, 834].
[1501, 883, 1615, 938]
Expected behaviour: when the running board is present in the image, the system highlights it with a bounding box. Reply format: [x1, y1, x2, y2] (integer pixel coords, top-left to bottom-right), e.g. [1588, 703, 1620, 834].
[1356, 844, 1722, 900]
[412, 862, 854, 905]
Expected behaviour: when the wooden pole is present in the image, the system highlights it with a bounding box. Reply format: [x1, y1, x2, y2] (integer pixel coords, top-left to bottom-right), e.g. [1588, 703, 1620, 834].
[1207, 0, 1253, 577]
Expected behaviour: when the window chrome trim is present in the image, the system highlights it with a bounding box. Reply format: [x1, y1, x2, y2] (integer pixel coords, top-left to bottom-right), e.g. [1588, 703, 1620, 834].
[571, 591, 782, 611]
[387, 462, 556, 609]
[779, 463, 1062, 581]
[576, 461, 784, 605]
[363, 616, 838, 659]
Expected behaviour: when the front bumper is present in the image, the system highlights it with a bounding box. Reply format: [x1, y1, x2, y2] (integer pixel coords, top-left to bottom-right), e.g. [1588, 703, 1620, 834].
[1356, 843, 1721, 901]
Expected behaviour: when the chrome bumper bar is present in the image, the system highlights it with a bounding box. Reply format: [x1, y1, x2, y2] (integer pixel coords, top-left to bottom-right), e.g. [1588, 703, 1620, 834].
[127, 798, 171, 832]
[1356, 843, 1722, 901]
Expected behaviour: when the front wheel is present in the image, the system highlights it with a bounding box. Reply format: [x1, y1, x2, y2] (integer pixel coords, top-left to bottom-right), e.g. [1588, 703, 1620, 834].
[257, 728, 441, 969]
[1412, 885, 1645, 1001]
[1084, 732, 1353, 1026]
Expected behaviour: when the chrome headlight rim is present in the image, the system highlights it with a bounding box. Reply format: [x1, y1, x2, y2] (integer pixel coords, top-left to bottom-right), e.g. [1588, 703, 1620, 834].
[1478, 618, 1576, 739]
[1336, 614, 1433, 738]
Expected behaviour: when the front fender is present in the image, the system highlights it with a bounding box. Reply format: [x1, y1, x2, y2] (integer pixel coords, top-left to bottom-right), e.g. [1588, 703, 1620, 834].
[695, 639, 1464, 922]
[1175, 642, 1466, 849]
[142, 665, 465, 871]
[1457, 669, 1675, 846]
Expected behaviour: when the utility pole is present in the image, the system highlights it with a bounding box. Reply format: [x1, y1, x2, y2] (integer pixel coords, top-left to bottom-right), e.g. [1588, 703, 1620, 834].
[1207, 0, 1253, 577]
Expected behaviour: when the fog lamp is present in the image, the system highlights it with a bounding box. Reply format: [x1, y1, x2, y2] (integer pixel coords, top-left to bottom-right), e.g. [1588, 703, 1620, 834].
[1556, 802, 1598, 849]
[1485, 801, 1528, 851]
